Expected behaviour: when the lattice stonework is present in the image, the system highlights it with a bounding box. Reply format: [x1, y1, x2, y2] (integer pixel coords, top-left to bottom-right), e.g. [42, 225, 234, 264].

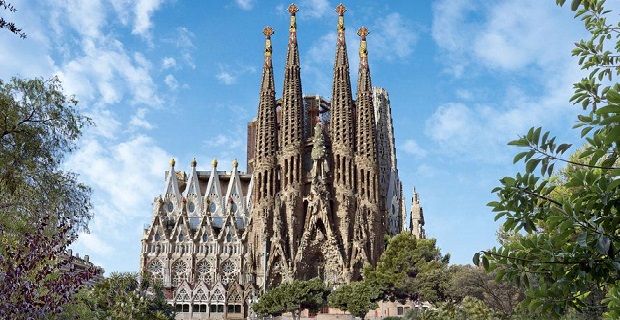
[221, 260, 239, 285]
[197, 260, 213, 285]
[148, 259, 164, 283]
[176, 288, 191, 301]
[194, 288, 208, 301]
[172, 260, 188, 286]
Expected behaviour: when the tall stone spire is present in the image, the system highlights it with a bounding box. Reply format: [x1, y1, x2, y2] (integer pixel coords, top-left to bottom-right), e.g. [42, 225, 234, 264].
[355, 27, 377, 166]
[250, 26, 281, 293]
[254, 26, 278, 199]
[353, 27, 383, 265]
[330, 3, 355, 157]
[329, 3, 356, 270]
[278, 3, 305, 283]
[280, 3, 304, 155]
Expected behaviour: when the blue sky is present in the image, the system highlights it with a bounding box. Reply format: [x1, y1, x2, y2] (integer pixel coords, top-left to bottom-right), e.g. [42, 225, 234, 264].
[0, 0, 598, 273]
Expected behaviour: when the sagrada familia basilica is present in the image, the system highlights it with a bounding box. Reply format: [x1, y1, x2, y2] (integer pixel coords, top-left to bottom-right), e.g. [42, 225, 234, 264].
[140, 4, 426, 319]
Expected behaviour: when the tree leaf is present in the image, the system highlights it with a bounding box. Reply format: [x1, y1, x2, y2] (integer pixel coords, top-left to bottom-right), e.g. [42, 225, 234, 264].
[596, 236, 610, 255]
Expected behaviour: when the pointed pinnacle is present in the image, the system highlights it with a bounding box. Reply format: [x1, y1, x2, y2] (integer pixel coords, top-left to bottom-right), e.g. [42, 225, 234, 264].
[288, 3, 298, 15]
[357, 26, 369, 39]
[335, 3, 346, 15]
[263, 26, 274, 38]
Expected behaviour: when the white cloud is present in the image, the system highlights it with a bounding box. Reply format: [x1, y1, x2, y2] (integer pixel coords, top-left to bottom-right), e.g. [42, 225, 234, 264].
[455, 89, 473, 101]
[55, 38, 162, 107]
[215, 64, 256, 86]
[66, 135, 170, 229]
[164, 74, 179, 90]
[162, 57, 176, 69]
[132, 0, 165, 41]
[299, 0, 330, 19]
[235, 0, 254, 10]
[129, 108, 154, 130]
[431, 0, 581, 76]
[216, 70, 236, 85]
[75, 233, 113, 256]
[170, 27, 196, 69]
[204, 134, 244, 149]
[400, 139, 427, 158]
[371, 13, 417, 61]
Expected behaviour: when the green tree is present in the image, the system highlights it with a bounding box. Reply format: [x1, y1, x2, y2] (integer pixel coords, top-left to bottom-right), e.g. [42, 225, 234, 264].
[475, 0, 620, 317]
[447, 264, 524, 318]
[0, 77, 93, 318]
[364, 233, 450, 304]
[252, 277, 329, 320]
[328, 281, 380, 319]
[51, 272, 175, 320]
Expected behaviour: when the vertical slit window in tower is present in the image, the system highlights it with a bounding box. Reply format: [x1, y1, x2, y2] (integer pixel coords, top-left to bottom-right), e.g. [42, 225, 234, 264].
[348, 159, 352, 188]
[290, 156, 294, 185]
[366, 171, 370, 198]
[257, 173, 262, 200]
[335, 155, 340, 183]
[284, 159, 288, 188]
[296, 154, 300, 182]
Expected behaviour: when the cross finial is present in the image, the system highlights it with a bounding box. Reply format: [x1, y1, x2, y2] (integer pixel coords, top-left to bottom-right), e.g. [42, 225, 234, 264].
[335, 3, 346, 16]
[357, 26, 369, 40]
[288, 3, 298, 15]
[263, 26, 274, 38]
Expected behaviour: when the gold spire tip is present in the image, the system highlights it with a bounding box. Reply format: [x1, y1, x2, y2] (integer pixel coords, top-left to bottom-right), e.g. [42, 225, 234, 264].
[191, 158, 197, 167]
[263, 26, 274, 38]
[335, 3, 346, 16]
[232, 158, 239, 168]
[170, 158, 175, 167]
[357, 26, 369, 39]
[212, 158, 218, 168]
[288, 3, 299, 15]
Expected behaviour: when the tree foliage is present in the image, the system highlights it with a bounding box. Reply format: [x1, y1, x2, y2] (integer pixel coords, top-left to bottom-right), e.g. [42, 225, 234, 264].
[0, 1, 25, 38]
[0, 76, 93, 318]
[475, 0, 620, 317]
[51, 272, 175, 320]
[328, 281, 380, 319]
[446, 264, 525, 318]
[252, 277, 330, 320]
[364, 233, 450, 304]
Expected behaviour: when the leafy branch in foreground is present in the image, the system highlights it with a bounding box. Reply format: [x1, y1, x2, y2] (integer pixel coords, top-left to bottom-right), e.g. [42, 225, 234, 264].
[476, 0, 620, 318]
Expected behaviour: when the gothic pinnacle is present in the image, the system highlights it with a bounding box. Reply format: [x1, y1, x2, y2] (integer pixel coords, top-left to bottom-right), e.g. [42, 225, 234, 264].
[263, 26, 274, 67]
[358, 27, 369, 65]
[335, 3, 347, 46]
[288, 4, 298, 43]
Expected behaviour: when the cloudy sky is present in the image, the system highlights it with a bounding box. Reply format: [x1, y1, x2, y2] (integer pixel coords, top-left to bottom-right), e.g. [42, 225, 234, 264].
[0, 0, 597, 273]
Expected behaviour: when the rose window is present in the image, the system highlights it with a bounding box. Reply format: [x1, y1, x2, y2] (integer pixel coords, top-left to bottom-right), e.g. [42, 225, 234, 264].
[172, 260, 188, 286]
[173, 260, 187, 273]
[221, 261, 236, 274]
[198, 261, 212, 274]
[149, 260, 162, 273]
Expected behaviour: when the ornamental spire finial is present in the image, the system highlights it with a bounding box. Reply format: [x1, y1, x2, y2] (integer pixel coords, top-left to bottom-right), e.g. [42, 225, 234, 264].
[232, 158, 238, 168]
[358, 27, 369, 58]
[288, 4, 298, 42]
[170, 158, 175, 167]
[335, 3, 346, 16]
[191, 157, 197, 167]
[263, 26, 274, 59]
[336, 4, 346, 34]
[212, 158, 218, 168]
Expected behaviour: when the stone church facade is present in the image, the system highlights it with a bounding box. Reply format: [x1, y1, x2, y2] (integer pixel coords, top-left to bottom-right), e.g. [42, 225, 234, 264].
[140, 4, 417, 319]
